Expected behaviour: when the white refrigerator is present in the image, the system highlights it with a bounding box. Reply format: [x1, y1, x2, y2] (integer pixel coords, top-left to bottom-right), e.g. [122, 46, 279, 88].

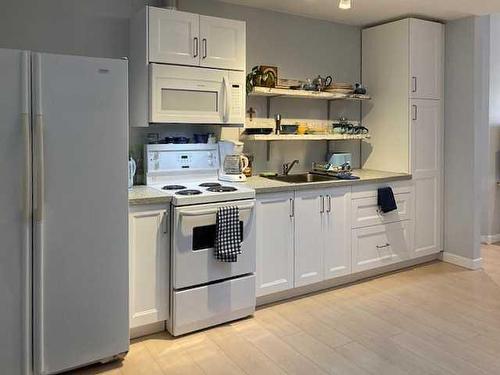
[0, 49, 129, 375]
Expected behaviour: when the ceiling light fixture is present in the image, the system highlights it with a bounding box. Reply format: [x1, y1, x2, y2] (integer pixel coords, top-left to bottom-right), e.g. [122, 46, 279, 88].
[339, 0, 352, 10]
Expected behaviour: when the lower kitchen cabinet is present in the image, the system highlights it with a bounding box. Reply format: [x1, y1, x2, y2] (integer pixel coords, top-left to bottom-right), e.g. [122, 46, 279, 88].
[295, 187, 352, 287]
[411, 99, 443, 257]
[128, 205, 170, 329]
[256, 187, 352, 296]
[294, 190, 324, 287]
[323, 187, 352, 279]
[351, 221, 414, 273]
[255, 192, 294, 297]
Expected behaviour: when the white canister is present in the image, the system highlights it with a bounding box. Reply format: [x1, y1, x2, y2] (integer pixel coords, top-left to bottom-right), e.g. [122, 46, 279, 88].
[128, 157, 137, 189]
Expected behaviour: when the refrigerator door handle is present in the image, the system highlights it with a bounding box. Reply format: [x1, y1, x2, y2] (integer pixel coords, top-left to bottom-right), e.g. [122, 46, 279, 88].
[20, 50, 32, 375]
[21, 51, 31, 222]
[32, 52, 45, 374]
[34, 115, 44, 223]
[33, 53, 44, 224]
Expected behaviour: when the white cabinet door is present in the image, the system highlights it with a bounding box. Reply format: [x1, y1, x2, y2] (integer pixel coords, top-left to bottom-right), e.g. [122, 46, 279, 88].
[148, 7, 200, 66]
[129, 205, 169, 329]
[294, 190, 324, 287]
[410, 19, 444, 99]
[199, 15, 245, 70]
[352, 221, 414, 273]
[411, 99, 443, 256]
[255, 193, 294, 297]
[323, 188, 352, 279]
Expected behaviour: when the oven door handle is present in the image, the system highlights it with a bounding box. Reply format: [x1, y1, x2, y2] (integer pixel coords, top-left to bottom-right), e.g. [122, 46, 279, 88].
[179, 203, 255, 217]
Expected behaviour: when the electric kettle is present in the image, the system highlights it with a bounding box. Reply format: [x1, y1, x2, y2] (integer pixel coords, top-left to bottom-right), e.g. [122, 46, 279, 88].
[128, 157, 136, 189]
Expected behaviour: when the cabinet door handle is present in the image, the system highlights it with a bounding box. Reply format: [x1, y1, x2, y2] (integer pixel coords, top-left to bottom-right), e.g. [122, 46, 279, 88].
[327, 195, 332, 213]
[193, 37, 199, 57]
[412, 76, 417, 93]
[412, 104, 418, 121]
[376, 243, 391, 249]
[202, 38, 207, 59]
[163, 212, 169, 234]
[320, 196, 325, 214]
[289, 198, 295, 218]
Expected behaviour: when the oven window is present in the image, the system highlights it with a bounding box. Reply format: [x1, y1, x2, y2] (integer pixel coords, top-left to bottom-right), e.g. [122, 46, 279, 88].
[192, 222, 244, 251]
[161, 89, 218, 112]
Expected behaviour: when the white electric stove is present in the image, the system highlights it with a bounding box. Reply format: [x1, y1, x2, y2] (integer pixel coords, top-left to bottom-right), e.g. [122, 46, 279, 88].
[144, 143, 256, 336]
[145, 143, 255, 206]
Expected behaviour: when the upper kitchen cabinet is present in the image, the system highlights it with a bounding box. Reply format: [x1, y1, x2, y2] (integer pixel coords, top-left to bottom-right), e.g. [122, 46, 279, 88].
[362, 17, 444, 173]
[199, 15, 246, 71]
[146, 7, 245, 71]
[148, 7, 200, 66]
[410, 19, 444, 100]
[129, 6, 246, 127]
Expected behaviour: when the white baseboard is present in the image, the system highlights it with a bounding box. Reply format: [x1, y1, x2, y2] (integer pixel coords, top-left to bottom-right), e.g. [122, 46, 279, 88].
[130, 321, 166, 339]
[257, 253, 440, 307]
[481, 234, 500, 245]
[441, 252, 483, 270]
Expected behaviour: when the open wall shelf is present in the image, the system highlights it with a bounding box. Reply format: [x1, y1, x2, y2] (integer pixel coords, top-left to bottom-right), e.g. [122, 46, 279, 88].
[249, 86, 371, 101]
[240, 133, 370, 141]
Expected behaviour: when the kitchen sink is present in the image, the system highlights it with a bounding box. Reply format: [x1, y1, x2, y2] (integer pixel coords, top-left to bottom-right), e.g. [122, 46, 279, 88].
[264, 173, 335, 184]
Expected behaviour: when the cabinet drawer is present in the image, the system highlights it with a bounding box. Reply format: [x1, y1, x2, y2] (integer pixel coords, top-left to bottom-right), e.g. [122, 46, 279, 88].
[352, 192, 412, 228]
[351, 181, 412, 199]
[170, 275, 255, 336]
[352, 221, 413, 273]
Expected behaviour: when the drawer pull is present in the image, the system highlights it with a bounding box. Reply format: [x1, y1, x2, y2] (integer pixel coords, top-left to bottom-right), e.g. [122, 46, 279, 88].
[376, 243, 390, 249]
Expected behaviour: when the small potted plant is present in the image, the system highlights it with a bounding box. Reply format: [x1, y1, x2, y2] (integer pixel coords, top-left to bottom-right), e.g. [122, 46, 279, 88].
[246, 66, 277, 95]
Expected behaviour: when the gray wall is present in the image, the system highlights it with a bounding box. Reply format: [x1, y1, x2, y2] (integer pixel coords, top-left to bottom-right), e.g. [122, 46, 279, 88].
[0, 0, 160, 58]
[176, 0, 362, 174]
[0, 0, 362, 176]
[444, 16, 490, 260]
[483, 14, 500, 240]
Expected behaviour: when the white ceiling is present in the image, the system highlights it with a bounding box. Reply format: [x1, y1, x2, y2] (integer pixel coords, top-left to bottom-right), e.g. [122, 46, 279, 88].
[218, 0, 500, 26]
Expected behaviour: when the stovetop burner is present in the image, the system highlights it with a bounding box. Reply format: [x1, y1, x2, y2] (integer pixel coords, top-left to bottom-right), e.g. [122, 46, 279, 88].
[162, 185, 187, 190]
[207, 186, 238, 193]
[199, 182, 222, 188]
[176, 189, 202, 196]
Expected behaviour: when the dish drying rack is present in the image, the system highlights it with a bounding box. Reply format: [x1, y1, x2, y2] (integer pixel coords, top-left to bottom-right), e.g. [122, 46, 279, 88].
[311, 161, 353, 177]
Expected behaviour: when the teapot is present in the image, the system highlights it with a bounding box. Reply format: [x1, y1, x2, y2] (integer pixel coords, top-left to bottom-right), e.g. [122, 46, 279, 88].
[312, 75, 333, 91]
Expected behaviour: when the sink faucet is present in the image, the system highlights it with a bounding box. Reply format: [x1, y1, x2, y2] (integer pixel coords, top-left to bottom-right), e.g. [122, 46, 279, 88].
[282, 160, 299, 175]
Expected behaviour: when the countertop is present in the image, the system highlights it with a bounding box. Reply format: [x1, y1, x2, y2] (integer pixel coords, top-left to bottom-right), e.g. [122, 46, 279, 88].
[245, 169, 412, 194]
[128, 186, 172, 205]
[128, 169, 411, 205]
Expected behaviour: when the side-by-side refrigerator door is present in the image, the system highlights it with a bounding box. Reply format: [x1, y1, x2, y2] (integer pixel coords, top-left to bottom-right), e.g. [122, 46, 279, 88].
[0, 48, 32, 375]
[32, 53, 129, 375]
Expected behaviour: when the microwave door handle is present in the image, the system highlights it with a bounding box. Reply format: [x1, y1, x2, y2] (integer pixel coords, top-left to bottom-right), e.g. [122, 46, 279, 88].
[222, 76, 230, 123]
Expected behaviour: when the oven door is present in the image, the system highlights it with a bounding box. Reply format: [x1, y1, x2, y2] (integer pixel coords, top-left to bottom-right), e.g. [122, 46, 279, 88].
[150, 64, 228, 124]
[172, 199, 256, 289]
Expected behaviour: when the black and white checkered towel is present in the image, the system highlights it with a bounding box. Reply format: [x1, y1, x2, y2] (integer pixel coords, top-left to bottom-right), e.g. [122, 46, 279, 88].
[214, 206, 242, 262]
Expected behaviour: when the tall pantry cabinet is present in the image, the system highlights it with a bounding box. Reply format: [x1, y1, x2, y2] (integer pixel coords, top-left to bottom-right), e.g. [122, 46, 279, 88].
[362, 18, 444, 257]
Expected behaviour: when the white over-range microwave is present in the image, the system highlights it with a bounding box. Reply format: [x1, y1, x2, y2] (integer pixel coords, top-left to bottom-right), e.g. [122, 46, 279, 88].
[150, 64, 246, 125]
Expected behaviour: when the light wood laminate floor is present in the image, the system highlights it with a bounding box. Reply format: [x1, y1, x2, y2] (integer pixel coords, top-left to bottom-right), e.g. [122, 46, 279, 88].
[73, 244, 500, 375]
